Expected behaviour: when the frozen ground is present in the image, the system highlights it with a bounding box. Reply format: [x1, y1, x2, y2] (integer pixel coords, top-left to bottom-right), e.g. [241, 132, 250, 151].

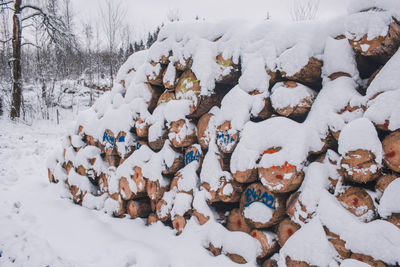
[0, 117, 248, 267]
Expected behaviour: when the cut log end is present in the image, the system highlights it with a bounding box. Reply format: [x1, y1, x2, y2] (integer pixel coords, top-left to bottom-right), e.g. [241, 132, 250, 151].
[172, 215, 187, 235]
[277, 219, 300, 247]
[337, 187, 376, 222]
[382, 131, 400, 173]
[250, 229, 278, 258]
[340, 149, 381, 184]
[226, 208, 252, 233]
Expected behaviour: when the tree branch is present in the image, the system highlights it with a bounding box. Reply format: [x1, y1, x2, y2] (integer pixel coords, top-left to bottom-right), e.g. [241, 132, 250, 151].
[0, 37, 11, 43]
[22, 42, 40, 48]
[22, 12, 41, 21]
[0, 1, 13, 7]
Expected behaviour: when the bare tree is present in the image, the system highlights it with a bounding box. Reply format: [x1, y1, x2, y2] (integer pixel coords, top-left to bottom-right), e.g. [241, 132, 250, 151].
[1, 0, 76, 119]
[289, 0, 320, 21]
[166, 8, 181, 22]
[100, 0, 126, 88]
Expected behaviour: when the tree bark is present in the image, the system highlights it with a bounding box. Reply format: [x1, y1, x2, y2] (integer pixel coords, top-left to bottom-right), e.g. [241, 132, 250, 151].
[10, 0, 22, 119]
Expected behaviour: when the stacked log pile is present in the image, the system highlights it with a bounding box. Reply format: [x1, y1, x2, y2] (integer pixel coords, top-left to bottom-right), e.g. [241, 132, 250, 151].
[47, 5, 400, 267]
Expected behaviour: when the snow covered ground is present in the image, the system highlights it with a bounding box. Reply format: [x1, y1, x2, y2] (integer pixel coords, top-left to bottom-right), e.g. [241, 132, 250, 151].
[0, 117, 248, 267]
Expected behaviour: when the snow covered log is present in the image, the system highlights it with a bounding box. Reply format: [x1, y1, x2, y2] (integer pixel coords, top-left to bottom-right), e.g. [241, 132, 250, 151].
[147, 213, 158, 225]
[280, 57, 323, 88]
[157, 89, 175, 106]
[109, 193, 126, 218]
[258, 159, 304, 194]
[197, 113, 213, 150]
[172, 215, 187, 235]
[338, 118, 383, 183]
[226, 208, 252, 233]
[348, 21, 400, 65]
[270, 82, 316, 120]
[135, 116, 150, 139]
[350, 253, 388, 267]
[285, 257, 312, 267]
[184, 145, 203, 171]
[119, 166, 147, 201]
[162, 64, 178, 89]
[218, 179, 243, 203]
[262, 259, 278, 267]
[250, 230, 278, 259]
[216, 121, 239, 154]
[147, 62, 165, 86]
[168, 119, 197, 148]
[323, 227, 351, 259]
[375, 174, 398, 195]
[216, 54, 240, 85]
[276, 219, 300, 247]
[175, 57, 192, 71]
[337, 187, 377, 222]
[127, 199, 152, 219]
[248, 90, 273, 120]
[382, 131, 400, 173]
[226, 253, 247, 264]
[285, 191, 312, 223]
[147, 180, 169, 210]
[240, 183, 286, 228]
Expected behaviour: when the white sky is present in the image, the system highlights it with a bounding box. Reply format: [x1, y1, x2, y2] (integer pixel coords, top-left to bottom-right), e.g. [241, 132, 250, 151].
[70, 0, 351, 42]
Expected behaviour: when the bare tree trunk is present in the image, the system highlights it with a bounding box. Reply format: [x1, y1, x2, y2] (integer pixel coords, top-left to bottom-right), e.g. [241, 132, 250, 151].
[10, 0, 22, 119]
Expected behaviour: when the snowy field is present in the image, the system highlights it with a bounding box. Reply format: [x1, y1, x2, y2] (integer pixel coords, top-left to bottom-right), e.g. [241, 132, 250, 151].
[0, 117, 247, 267]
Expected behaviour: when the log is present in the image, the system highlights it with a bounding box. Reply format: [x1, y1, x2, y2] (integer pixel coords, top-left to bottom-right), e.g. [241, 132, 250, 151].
[270, 81, 315, 120]
[232, 168, 258, 184]
[162, 155, 184, 176]
[331, 104, 364, 141]
[175, 57, 192, 71]
[340, 149, 381, 183]
[119, 176, 146, 201]
[104, 154, 121, 167]
[248, 90, 273, 120]
[156, 199, 170, 222]
[148, 131, 168, 152]
[157, 89, 175, 106]
[201, 182, 219, 203]
[286, 191, 312, 222]
[64, 161, 74, 175]
[175, 70, 226, 118]
[349, 21, 400, 65]
[147, 61, 165, 86]
[262, 259, 278, 267]
[197, 113, 213, 150]
[109, 193, 126, 218]
[250, 230, 279, 258]
[172, 215, 187, 235]
[147, 213, 158, 225]
[162, 65, 178, 89]
[103, 129, 117, 156]
[240, 183, 286, 228]
[277, 219, 300, 247]
[70, 185, 83, 204]
[285, 257, 313, 267]
[281, 57, 323, 88]
[184, 145, 203, 171]
[147, 180, 168, 210]
[115, 131, 127, 158]
[193, 209, 210, 225]
[48, 169, 57, 183]
[218, 179, 243, 203]
[323, 227, 351, 259]
[259, 161, 304, 194]
[375, 174, 398, 195]
[85, 134, 96, 146]
[168, 119, 197, 148]
[216, 121, 239, 154]
[382, 131, 400, 173]
[98, 173, 109, 195]
[216, 54, 240, 85]
[146, 83, 164, 112]
[135, 116, 149, 139]
[337, 187, 376, 222]
[226, 208, 252, 233]
[207, 243, 222, 257]
[350, 254, 387, 267]
[386, 213, 400, 229]
[127, 199, 152, 219]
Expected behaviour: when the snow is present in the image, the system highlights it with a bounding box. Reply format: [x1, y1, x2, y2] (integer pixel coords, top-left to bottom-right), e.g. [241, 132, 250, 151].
[0, 118, 256, 267]
[345, 10, 392, 41]
[317, 191, 400, 264]
[278, 218, 338, 267]
[277, 43, 313, 76]
[323, 37, 359, 79]
[243, 202, 273, 224]
[348, 0, 400, 18]
[270, 82, 316, 110]
[366, 49, 400, 98]
[378, 178, 400, 218]
[340, 259, 370, 267]
[338, 118, 383, 164]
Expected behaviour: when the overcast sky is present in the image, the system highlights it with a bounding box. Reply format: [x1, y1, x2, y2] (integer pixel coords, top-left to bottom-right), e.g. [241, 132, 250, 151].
[71, 0, 351, 41]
